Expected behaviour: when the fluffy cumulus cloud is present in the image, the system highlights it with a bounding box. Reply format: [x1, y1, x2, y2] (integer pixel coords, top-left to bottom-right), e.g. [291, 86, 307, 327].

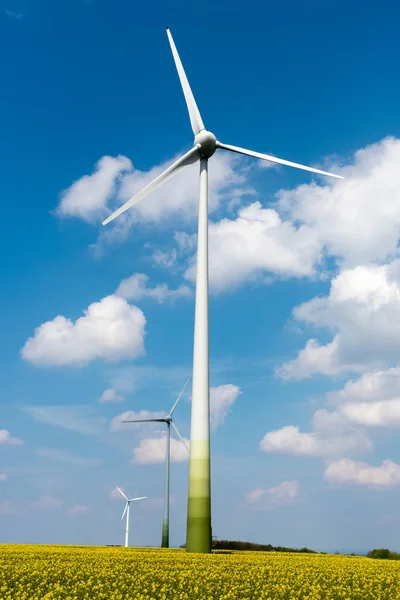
[116, 273, 191, 303]
[110, 487, 124, 499]
[210, 384, 241, 430]
[278, 261, 400, 379]
[246, 488, 266, 503]
[327, 366, 400, 405]
[21, 295, 146, 367]
[56, 151, 249, 230]
[324, 458, 400, 488]
[0, 429, 23, 445]
[247, 481, 300, 506]
[98, 388, 125, 403]
[151, 136, 400, 293]
[199, 203, 321, 293]
[260, 411, 371, 457]
[133, 434, 189, 464]
[56, 155, 132, 223]
[319, 366, 400, 429]
[278, 137, 400, 267]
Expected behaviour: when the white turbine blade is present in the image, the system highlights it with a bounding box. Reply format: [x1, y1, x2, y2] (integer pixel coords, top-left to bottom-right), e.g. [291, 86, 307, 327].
[121, 502, 128, 520]
[102, 146, 200, 226]
[169, 379, 190, 416]
[129, 496, 147, 502]
[116, 486, 129, 501]
[217, 141, 344, 180]
[123, 418, 166, 424]
[171, 422, 190, 453]
[166, 28, 205, 135]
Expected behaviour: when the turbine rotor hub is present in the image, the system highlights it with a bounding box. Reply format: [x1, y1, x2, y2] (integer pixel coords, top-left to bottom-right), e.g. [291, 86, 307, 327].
[194, 130, 217, 158]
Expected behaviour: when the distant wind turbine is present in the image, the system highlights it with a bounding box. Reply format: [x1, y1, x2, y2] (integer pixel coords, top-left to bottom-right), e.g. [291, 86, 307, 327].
[123, 380, 190, 548]
[103, 28, 344, 553]
[116, 486, 146, 547]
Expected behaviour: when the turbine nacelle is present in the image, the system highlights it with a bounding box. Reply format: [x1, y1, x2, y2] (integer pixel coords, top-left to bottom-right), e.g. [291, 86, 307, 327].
[194, 130, 217, 158]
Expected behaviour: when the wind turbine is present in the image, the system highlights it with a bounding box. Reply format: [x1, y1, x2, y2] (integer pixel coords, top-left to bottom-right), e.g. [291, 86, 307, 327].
[116, 486, 146, 548]
[122, 380, 190, 549]
[102, 28, 344, 553]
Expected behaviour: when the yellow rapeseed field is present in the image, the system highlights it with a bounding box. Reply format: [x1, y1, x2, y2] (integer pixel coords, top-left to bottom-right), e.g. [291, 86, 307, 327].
[1, 544, 400, 600]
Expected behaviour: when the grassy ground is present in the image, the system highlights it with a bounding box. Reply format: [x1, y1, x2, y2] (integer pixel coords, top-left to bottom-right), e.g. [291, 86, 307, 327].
[1, 544, 400, 599]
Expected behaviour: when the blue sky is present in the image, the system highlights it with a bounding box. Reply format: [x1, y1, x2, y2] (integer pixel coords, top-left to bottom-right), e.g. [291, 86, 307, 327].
[2, 0, 400, 552]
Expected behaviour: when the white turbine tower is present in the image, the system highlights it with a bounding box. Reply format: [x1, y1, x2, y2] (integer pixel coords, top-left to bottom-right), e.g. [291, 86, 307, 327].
[122, 379, 190, 549]
[116, 486, 146, 548]
[103, 28, 344, 553]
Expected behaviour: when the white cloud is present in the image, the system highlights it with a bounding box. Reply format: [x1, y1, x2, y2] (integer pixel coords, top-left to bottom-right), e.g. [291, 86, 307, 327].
[116, 273, 191, 303]
[98, 388, 125, 403]
[157, 137, 400, 293]
[110, 487, 124, 499]
[58, 152, 250, 244]
[278, 261, 400, 379]
[116, 151, 248, 224]
[133, 434, 189, 464]
[324, 458, 400, 488]
[68, 504, 90, 515]
[341, 400, 400, 428]
[35, 448, 102, 467]
[210, 384, 241, 430]
[0, 429, 23, 445]
[327, 366, 400, 405]
[260, 424, 371, 457]
[278, 137, 400, 267]
[268, 480, 300, 504]
[246, 488, 265, 502]
[184, 202, 321, 293]
[21, 295, 146, 367]
[31, 495, 63, 509]
[320, 366, 400, 429]
[109, 410, 165, 433]
[0, 473, 7, 481]
[246, 481, 300, 506]
[55, 155, 132, 223]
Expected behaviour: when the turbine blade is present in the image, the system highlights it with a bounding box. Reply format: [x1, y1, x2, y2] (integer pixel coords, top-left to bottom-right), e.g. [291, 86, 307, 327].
[102, 146, 200, 226]
[122, 419, 166, 424]
[217, 142, 344, 180]
[169, 379, 190, 416]
[171, 422, 190, 453]
[121, 502, 128, 520]
[129, 496, 147, 501]
[166, 28, 205, 135]
[116, 486, 129, 501]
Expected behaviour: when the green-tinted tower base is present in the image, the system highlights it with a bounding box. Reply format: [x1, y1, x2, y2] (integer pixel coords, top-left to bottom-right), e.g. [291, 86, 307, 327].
[186, 442, 211, 553]
[161, 519, 169, 548]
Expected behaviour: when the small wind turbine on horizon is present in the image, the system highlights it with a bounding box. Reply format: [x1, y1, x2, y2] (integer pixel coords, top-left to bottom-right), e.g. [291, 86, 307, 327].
[116, 486, 146, 548]
[123, 380, 190, 549]
[102, 28, 344, 553]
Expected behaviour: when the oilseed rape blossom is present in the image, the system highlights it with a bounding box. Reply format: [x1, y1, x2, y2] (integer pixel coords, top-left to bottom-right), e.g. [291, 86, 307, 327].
[1, 544, 400, 599]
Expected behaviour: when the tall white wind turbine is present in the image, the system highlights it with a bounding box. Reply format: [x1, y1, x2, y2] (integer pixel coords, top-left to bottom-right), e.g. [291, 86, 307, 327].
[122, 380, 190, 549]
[116, 486, 146, 548]
[103, 28, 344, 553]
